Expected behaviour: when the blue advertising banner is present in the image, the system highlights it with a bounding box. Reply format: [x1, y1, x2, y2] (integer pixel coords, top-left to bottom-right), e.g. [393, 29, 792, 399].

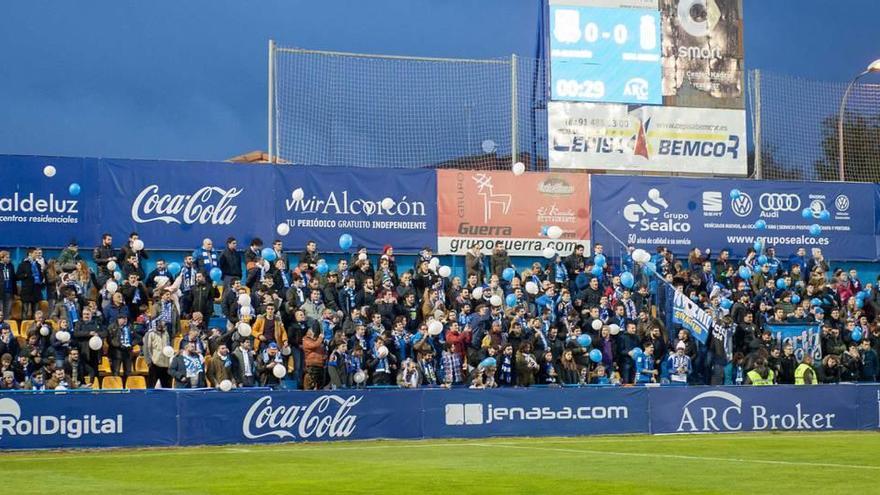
[590, 175, 879, 261]
[857, 385, 880, 430]
[0, 391, 178, 449]
[274, 165, 437, 253]
[421, 387, 648, 438]
[765, 324, 822, 362]
[648, 386, 860, 434]
[0, 155, 99, 248]
[98, 158, 276, 250]
[666, 286, 711, 344]
[176, 389, 422, 445]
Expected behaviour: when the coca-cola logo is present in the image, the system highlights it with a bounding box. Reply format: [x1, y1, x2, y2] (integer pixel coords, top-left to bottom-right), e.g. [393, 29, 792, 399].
[242, 395, 361, 440]
[131, 185, 240, 225]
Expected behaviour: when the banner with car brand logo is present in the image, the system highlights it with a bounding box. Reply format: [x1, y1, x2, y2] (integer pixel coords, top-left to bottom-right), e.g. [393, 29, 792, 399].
[436, 170, 591, 256]
[590, 175, 879, 260]
[548, 102, 746, 175]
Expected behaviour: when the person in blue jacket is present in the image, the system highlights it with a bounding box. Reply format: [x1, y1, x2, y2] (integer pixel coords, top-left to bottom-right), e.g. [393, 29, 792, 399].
[634, 343, 656, 384]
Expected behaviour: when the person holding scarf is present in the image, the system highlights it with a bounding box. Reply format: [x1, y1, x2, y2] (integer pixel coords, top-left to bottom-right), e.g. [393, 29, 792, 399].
[193, 238, 219, 274]
[108, 313, 134, 386]
[170, 341, 205, 388]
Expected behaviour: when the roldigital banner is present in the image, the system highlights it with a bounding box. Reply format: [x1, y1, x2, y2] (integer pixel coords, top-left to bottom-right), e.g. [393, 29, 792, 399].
[436, 170, 591, 256]
[3, 386, 880, 449]
[1, 155, 437, 253]
[590, 175, 879, 260]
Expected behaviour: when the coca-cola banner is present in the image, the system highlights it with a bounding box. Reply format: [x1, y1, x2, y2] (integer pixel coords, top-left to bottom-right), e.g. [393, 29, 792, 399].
[99, 158, 275, 250]
[0, 155, 100, 248]
[274, 165, 437, 253]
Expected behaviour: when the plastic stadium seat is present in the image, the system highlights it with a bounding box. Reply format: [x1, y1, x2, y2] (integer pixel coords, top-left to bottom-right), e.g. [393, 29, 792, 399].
[7, 320, 19, 338]
[98, 356, 111, 373]
[173, 335, 183, 349]
[19, 320, 34, 337]
[38, 301, 48, 314]
[135, 356, 149, 374]
[125, 375, 146, 389]
[10, 300, 21, 321]
[215, 285, 224, 302]
[180, 319, 191, 333]
[101, 376, 123, 389]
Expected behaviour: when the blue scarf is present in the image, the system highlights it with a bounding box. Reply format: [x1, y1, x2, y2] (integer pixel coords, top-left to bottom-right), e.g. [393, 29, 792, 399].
[198, 249, 218, 270]
[120, 324, 131, 348]
[30, 259, 41, 284]
[65, 299, 79, 325]
[2, 265, 10, 291]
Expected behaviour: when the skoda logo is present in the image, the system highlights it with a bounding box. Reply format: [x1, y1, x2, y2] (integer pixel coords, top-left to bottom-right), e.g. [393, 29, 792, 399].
[730, 193, 753, 217]
[759, 193, 801, 212]
[835, 195, 850, 212]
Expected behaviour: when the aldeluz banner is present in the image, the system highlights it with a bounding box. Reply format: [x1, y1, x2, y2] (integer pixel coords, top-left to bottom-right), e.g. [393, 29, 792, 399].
[436, 170, 590, 256]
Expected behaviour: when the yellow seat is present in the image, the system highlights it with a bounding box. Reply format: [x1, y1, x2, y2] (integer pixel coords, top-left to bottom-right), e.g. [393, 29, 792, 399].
[38, 301, 49, 315]
[173, 335, 183, 349]
[10, 300, 21, 321]
[6, 320, 18, 338]
[98, 356, 111, 373]
[135, 356, 149, 374]
[101, 376, 123, 389]
[215, 285, 224, 302]
[180, 319, 191, 333]
[19, 320, 34, 337]
[125, 375, 146, 389]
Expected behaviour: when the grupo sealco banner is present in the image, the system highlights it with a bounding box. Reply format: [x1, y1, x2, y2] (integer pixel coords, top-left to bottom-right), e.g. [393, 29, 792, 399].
[436, 170, 590, 256]
[548, 102, 747, 175]
[590, 175, 879, 260]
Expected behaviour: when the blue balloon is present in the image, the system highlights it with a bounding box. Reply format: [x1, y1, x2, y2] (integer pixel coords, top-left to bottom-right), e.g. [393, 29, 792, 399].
[720, 298, 733, 310]
[339, 234, 353, 250]
[209, 267, 222, 283]
[757, 255, 768, 265]
[620, 271, 635, 289]
[856, 298, 865, 309]
[643, 261, 656, 276]
[856, 291, 866, 301]
[754, 219, 767, 230]
[802, 208, 813, 219]
[809, 224, 822, 236]
[577, 334, 592, 348]
[791, 294, 801, 304]
[505, 294, 517, 307]
[502, 267, 515, 282]
[738, 266, 752, 279]
[753, 240, 763, 252]
[68, 183, 81, 196]
[261, 247, 277, 262]
[316, 263, 329, 275]
[730, 189, 741, 199]
[480, 357, 497, 368]
[819, 210, 831, 221]
[167, 262, 181, 276]
[776, 278, 787, 290]
[591, 265, 603, 277]
[852, 328, 863, 342]
[589, 349, 602, 363]
[594, 254, 606, 267]
[810, 298, 822, 307]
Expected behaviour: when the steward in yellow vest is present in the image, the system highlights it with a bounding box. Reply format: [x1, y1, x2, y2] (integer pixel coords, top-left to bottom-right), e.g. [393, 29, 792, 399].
[746, 358, 775, 385]
[794, 355, 816, 385]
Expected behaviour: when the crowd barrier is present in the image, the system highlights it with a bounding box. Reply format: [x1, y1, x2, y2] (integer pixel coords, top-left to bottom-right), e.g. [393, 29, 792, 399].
[1, 385, 878, 450]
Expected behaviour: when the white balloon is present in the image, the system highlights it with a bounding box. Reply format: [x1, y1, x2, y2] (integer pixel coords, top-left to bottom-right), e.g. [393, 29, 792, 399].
[430, 257, 440, 268]
[609, 324, 621, 336]
[88, 335, 103, 351]
[354, 370, 366, 384]
[56, 331, 70, 343]
[219, 379, 233, 392]
[291, 188, 304, 201]
[591, 319, 603, 331]
[376, 345, 389, 359]
[113, 271, 122, 281]
[512, 162, 525, 176]
[276, 222, 290, 236]
[282, 345, 291, 356]
[490, 295, 502, 307]
[272, 363, 287, 378]
[358, 253, 367, 261]
[132, 239, 145, 252]
[438, 266, 451, 278]
[525, 281, 539, 295]
[154, 276, 169, 287]
[40, 325, 50, 336]
[237, 322, 252, 337]
[428, 320, 444, 336]
[106, 281, 118, 294]
[381, 197, 395, 210]
[162, 345, 175, 358]
[547, 226, 563, 240]
[472, 287, 484, 300]
[240, 306, 252, 317]
[542, 247, 556, 259]
[238, 294, 251, 306]
[43, 165, 57, 177]
[633, 249, 651, 264]
[107, 261, 117, 271]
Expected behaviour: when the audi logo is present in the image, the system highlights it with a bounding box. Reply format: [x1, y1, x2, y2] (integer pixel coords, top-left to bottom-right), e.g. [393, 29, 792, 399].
[759, 193, 801, 212]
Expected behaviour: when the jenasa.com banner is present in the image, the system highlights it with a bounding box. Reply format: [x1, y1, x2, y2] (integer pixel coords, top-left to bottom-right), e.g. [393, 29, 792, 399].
[590, 175, 879, 261]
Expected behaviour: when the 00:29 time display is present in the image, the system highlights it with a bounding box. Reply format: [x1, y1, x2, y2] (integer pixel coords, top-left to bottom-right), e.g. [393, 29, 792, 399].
[555, 79, 606, 99]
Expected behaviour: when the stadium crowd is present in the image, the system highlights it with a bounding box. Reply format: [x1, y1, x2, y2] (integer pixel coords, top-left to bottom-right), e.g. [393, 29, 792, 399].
[0, 233, 878, 391]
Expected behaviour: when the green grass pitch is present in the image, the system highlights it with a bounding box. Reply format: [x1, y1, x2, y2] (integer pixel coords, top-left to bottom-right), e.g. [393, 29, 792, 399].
[1, 432, 878, 494]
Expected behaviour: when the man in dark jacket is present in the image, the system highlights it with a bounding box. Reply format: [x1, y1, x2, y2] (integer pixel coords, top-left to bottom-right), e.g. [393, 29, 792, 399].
[777, 343, 798, 384]
[16, 247, 45, 320]
[190, 272, 219, 319]
[93, 233, 117, 287]
[218, 237, 243, 288]
[72, 308, 105, 385]
[169, 341, 206, 388]
[0, 250, 16, 318]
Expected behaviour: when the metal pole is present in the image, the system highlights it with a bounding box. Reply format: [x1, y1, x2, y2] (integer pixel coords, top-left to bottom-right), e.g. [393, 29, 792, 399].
[838, 71, 868, 182]
[510, 54, 518, 167]
[268, 39, 276, 164]
[753, 70, 763, 179]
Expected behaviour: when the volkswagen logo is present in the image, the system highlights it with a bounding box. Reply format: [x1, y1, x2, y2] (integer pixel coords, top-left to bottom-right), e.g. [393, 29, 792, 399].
[835, 195, 850, 212]
[730, 193, 753, 217]
[759, 193, 801, 212]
